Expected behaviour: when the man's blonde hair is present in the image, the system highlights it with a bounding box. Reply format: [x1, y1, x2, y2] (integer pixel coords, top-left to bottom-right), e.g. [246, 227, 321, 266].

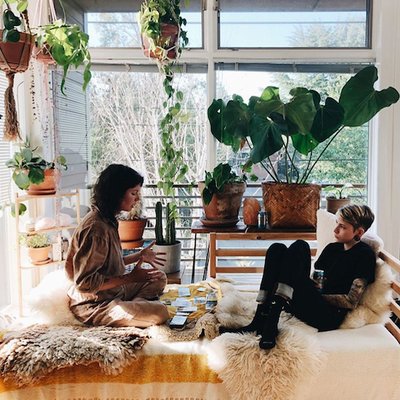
[337, 204, 375, 231]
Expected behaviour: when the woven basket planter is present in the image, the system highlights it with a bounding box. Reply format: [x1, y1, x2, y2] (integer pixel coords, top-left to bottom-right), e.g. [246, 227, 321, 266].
[262, 182, 321, 229]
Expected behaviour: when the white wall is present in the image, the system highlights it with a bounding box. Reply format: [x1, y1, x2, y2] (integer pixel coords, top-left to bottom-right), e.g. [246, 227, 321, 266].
[371, 0, 400, 257]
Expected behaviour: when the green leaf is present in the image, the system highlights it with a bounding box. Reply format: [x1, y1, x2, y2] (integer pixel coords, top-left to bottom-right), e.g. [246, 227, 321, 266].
[21, 148, 32, 163]
[16, 0, 28, 13]
[28, 167, 45, 185]
[260, 86, 280, 101]
[285, 93, 317, 135]
[249, 118, 284, 163]
[13, 171, 30, 190]
[310, 97, 344, 143]
[202, 188, 213, 205]
[291, 132, 319, 155]
[339, 66, 400, 127]
[11, 202, 27, 217]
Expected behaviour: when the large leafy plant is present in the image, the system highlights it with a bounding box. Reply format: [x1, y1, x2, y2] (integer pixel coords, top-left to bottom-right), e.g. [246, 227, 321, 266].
[5, 141, 67, 190]
[35, 20, 92, 94]
[202, 163, 247, 205]
[208, 66, 399, 184]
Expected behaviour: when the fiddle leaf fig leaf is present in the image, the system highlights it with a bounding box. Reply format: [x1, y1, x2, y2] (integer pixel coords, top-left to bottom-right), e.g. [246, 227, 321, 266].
[339, 65, 400, 127]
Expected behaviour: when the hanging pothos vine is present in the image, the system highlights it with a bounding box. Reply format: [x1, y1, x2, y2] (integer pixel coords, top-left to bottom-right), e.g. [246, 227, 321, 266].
[139, 0, 189, 230]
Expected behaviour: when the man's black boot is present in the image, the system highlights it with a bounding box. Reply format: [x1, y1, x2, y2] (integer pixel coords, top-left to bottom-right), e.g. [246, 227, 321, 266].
[259, 295, 288, 349]
[219, 303, 267, 335]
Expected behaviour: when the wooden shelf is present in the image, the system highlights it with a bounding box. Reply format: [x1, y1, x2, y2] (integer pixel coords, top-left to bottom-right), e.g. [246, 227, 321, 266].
[15, 190, 81, 316]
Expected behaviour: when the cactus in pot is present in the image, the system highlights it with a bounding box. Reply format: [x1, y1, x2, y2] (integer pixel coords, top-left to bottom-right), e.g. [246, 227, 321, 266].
[154, 201, 181, 274]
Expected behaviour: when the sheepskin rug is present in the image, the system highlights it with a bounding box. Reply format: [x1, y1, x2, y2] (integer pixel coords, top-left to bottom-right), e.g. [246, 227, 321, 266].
[208, 282, 324, 400]
[0, 324, 147, 387]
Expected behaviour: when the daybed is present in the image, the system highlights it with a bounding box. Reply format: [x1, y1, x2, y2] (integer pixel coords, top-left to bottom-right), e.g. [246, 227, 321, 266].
[0, 211, 399, 400]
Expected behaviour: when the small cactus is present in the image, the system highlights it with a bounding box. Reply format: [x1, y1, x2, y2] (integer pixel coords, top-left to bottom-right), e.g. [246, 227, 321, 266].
[155, 201, 177, 245]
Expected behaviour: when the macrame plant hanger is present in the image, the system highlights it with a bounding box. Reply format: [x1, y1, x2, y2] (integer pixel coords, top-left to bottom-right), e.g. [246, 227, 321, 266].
[32, 0, 63, 214]
[0, 3, 33, 141]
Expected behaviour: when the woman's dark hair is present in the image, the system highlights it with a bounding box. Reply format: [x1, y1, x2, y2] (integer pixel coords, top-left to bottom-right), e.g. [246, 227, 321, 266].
[92, 164, 144, 220]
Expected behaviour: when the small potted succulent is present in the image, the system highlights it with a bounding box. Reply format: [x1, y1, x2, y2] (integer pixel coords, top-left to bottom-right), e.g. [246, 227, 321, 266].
[5, 141, 67, 194]
[198, 163, 247, 227]
[117, 193, 148, 243]
[324, 183, 363, 214]
[20, 233, 52, 264]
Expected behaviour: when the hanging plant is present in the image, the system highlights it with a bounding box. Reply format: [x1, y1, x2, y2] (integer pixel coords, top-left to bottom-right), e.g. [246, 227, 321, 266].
[34, 20, 91, 95]
[0, 0, 34, 141]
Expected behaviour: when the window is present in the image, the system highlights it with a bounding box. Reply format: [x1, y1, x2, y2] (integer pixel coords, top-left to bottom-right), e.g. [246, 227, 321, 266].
[219, 0, 370, 48]
[86, 1, 203, 48]
[88, 69, 207, 183]
[215, 65, 369, 192]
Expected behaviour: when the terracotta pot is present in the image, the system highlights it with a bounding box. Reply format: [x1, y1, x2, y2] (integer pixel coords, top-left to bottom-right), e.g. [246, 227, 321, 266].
[262, 182, 320, 229]
[142, 23, 179, 60]
[118, 218, 147, 242]
[326, 197, 350, 215]
[243, 198, 261, 226]
[198, 181, 246, 226]
[27, 169, 57, 195]
[32, 44, 56, 65]
[28, 246, 51, 264]
[0, 31, 34, 73]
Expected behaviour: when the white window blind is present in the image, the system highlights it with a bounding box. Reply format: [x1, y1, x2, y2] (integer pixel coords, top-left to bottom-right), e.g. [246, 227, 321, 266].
[52, 70, 89, 190]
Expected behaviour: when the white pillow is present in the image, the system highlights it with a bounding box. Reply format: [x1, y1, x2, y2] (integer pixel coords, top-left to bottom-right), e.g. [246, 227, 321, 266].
[28, 270, 81, 326]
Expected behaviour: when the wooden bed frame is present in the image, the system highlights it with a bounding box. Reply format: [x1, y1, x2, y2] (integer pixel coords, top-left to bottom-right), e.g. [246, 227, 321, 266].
[209, 231, 400, 343]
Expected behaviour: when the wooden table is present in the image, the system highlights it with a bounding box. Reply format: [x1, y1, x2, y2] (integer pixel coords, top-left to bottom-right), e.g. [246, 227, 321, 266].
[190, 219, 316, 282]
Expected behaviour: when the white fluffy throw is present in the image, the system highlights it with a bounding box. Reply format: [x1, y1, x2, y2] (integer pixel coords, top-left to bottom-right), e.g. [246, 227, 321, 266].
[209, 282, 324, 400]
[0, 324, 147, 387]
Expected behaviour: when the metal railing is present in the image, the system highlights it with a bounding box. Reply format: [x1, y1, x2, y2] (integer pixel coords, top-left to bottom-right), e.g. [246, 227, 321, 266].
[139, 182, 367, 279]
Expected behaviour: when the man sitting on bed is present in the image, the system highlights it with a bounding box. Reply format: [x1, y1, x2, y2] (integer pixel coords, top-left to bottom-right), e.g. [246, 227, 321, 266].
[65, 164, 169, 328]
[220, 204, 376, 349]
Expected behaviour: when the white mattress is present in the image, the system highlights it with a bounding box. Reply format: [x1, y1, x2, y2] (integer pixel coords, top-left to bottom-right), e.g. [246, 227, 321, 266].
[294, 324, 400, 400]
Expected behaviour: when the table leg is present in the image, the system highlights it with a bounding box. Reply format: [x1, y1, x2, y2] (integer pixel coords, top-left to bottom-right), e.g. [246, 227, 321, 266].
[191, 233, 197, 283]
[203, 239, 210, 281]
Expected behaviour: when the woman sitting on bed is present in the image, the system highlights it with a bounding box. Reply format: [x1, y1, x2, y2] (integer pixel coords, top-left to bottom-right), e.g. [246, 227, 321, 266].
[65, 164, 169, 328]
[220, 204, 376, 349]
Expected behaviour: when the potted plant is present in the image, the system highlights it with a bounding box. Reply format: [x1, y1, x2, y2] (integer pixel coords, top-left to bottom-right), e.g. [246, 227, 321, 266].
[20, 233, 51, 264]
[207, 66, 399, 228]
[117, 193, 148, 244]
[138, 0, 188, 65]
[198, 162, 247, 227]
[0, 0, 34, 141]
[324, 183, 363, 214]
[34, 20, 92, 95]
[153, 201, 181, 274]
[5, 141, 67, 194]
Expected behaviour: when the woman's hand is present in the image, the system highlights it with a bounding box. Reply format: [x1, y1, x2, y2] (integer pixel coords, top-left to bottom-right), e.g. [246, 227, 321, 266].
[127, 260, 165, 283]
[139, 240, 166, 268]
